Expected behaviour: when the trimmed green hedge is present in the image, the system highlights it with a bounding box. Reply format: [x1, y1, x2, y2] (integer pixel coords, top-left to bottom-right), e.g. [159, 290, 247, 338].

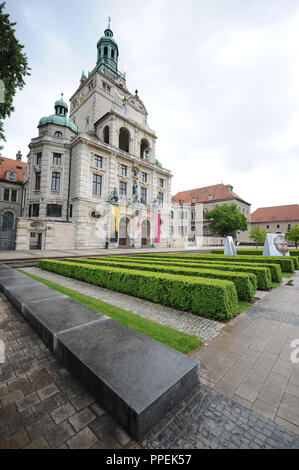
[66, 258, 256, 301]
[136, 253, 293, 274]
[38, 259, 239, 320]
[210, 248, 299, 269]
[127, 257, 282, 282]
[96, 256, 270, 290]
[133, 255, 282, 283]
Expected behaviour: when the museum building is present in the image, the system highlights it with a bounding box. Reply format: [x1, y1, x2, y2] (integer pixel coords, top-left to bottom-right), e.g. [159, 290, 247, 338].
[15, 21, 172, 250]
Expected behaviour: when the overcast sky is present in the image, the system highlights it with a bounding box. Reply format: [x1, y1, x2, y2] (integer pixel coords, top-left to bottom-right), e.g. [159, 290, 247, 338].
[2, 0, 299, 211]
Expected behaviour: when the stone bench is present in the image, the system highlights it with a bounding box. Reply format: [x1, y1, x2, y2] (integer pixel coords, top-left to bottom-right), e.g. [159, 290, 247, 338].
[0, 264, 200, 439]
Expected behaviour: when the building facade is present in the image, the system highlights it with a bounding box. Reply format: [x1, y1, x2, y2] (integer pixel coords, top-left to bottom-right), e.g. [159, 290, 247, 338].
[0, 152, 26, 249]
[171, 183, 251, 247]
[16, 21, 172, 251]
[251, 205, 299, 238]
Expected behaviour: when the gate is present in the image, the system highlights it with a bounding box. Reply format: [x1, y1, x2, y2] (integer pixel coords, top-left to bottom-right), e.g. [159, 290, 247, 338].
[0, 212, 16, 250]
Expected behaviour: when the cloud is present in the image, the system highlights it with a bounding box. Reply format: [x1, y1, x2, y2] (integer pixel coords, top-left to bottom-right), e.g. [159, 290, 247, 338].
[2, 0, 299, 212]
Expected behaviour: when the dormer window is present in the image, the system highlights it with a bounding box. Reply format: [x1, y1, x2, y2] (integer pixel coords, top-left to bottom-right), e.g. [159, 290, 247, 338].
[6, 169, 16, 181]
[208, 194, 213, 200]
[54, 131, 63, 138]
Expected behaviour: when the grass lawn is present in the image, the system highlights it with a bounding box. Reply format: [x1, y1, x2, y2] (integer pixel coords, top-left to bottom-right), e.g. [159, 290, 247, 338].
[17, 269, 202, 354]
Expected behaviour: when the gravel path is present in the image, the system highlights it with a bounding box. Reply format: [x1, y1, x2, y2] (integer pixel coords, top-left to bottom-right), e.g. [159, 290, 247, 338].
[22, 267, 224, 342]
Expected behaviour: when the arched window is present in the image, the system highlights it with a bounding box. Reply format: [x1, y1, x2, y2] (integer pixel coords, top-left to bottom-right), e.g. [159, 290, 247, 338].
[54, 131, 63, 138]
[111, 49, 115, 60]
[103, 126, 110, 144]
[140, 139, 149, 159]
[119, 127, 130, 152]
[104, 46, 108, 57]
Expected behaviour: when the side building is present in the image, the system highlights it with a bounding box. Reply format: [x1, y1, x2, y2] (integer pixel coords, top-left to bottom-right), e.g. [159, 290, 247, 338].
[16, 21, 172, 251]
[171, 183, 251, 247]
[251, 205, 299, 241]
[0, 152, 26, 250]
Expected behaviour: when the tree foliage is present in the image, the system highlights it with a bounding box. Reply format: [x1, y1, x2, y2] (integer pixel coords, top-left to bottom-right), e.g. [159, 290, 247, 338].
[0, 2, 30, 148]
[285, 224, 299, 248]
[203, 203, 248, 237]
[249, 226, 267, 248]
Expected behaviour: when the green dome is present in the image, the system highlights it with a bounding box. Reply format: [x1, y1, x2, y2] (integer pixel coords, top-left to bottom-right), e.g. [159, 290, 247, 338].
[38, 93, 78, 133]
[38, 114, 78, 133]
[55, 97, 68, 111]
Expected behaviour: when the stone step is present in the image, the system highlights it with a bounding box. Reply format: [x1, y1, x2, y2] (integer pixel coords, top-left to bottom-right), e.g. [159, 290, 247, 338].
[0, 263, 200, 439]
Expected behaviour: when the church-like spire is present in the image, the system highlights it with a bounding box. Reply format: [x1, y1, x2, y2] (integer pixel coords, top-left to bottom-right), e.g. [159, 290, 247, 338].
[96, 18, 119, 75]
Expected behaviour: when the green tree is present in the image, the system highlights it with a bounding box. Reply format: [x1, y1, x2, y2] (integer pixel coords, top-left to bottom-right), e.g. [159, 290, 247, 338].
[203, 203, 248, 238]
[249, 226, 267, 248]
[285, 224, 299, 249]
[0, 2, 30, 149]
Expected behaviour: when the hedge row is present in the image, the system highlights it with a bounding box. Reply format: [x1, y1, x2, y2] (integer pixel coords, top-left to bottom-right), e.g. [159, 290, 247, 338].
[97, 256, 270, 290]
[132, 254, 282, 283]
[136, 253, 293, 274]
[210, 249, 299, 269]
[37, 259, 239, 320]
[66, 258, 256, 301]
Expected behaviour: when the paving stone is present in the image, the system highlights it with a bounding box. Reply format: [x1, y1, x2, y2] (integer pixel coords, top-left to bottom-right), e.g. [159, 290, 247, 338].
[37, 383, 59, 401]
[68, 408, 96, 432]
[16, 392, 40, 413]
[67, 426, 98, 449]
[50, 402, 76, 425]
[1, 389, 24, 407]
[26, 415, 55, 441]
[0, 428, 29, 449]
[25, 436, 51, 449]
[45, 421, 75, 448]
[71, 393, 95, 411]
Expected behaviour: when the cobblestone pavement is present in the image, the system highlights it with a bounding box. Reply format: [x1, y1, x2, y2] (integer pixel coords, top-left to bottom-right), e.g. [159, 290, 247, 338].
[1, 269, 299, 449]
[191, 272, 299, 436]
[141, 383, 299, 449]
[23, 268, 224, 342]
[0, 293, 140, 449]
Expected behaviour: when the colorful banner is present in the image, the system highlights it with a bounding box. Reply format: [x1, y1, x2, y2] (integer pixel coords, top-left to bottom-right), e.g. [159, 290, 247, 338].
[110, 205, 119, 242]
[154, 213, 160, 243]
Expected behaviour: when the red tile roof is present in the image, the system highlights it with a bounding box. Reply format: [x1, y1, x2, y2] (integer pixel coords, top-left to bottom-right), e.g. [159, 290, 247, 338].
[0, 157, 26, 183]
[173, 184, 250, 205]
[251, 205, 299, 223]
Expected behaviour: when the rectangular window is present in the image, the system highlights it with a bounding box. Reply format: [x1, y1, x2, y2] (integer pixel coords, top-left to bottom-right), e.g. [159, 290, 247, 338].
[11, 190, 17, 202]
[69, 204, 73, 218]
[120, 164, 127, 176]
[51, 172, 60, 191]
[141, 187, 147, 205]
[288, 224, 291, 231]
[32, 204, 39, 217]
[36, 153, 42, 165]
[29, 204, 32, 217]
[46, 204, 62, 217]
[157, 192, 163, 206]
[277, 224, 280, 229]
[141, 172, 147, 182]
[92, 174, 102, 195]
[93, 155, 102, 168]
[35, 172, 41, 190]
[119, 181, 127, 197]
[53, 153, 61, 165]
[159, 178, 164, 188]
[3, 189, 9, 201]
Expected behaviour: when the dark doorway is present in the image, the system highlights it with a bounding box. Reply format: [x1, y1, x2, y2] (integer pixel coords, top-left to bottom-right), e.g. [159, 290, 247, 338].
[0, 212, 15, 250]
